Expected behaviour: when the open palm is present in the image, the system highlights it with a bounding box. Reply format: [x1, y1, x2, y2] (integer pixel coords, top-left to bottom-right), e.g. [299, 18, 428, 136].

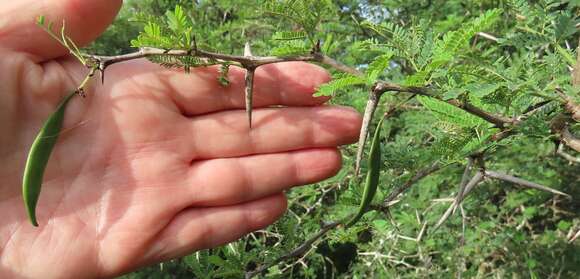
[0, 1, 361, 278]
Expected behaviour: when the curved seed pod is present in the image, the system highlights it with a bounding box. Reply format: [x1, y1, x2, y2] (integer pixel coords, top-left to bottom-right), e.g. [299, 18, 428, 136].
[22, 92, 76, 226]
[346, 115, 385, 227]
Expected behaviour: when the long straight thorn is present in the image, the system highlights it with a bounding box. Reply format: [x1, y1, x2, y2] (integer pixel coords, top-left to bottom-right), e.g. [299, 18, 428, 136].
[355, 89, 382, 176]
[244, 42, 253, 57]
[245, 69, 255, 128]
[244, 42, 255, 128]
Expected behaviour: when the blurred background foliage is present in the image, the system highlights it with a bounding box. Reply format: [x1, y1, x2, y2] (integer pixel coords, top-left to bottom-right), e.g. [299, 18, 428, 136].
[88, 0, 580, 278]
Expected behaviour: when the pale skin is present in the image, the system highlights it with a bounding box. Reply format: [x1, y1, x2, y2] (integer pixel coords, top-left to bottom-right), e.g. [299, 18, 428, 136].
[0, 0, 362, 278]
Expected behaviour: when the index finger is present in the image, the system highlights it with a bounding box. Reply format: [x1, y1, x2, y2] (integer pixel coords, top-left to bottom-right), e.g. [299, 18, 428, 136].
[0, 0, 121, 61]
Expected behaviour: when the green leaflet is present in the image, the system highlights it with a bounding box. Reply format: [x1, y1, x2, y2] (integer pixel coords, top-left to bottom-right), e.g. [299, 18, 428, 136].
[315, 74, 367, 97]
[555, 44, 576, 66]
[23, 92, 76, 226]
[272, 31, 308, 41]
[366, 53, 393, 81]
[346, 115, 385, 227]
[417, 95, 488, 128]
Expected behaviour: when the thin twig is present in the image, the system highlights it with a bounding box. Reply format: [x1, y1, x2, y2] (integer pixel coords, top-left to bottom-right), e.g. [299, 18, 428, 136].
[551, 113, 580, 152]
[459, 204, 467, 246]
[457, 204, 467, 279]
[447, 99, 513, 128]
[377, 100, 558, 213]
[372, 80, 434, 96]
[561, 127, 580, 152]
[476, 32, 499, 42]
[416, 221, 428, 242]
[569, 230, 580, 243]
[432, 172, 485, 232]
[245, 221, 341, 279]
[453, 158, 474, 215]
[557, 144, 580, 164]
[381, 162, 444, 207]
[319, 54, 363, 76]
[484, 170, 571, 197]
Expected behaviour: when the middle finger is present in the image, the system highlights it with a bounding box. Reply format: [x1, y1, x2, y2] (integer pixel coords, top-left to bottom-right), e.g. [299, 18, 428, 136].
[182, 105, 362, 160]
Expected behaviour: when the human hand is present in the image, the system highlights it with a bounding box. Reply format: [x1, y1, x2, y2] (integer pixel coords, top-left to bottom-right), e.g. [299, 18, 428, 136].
[0, 1, 361, 278]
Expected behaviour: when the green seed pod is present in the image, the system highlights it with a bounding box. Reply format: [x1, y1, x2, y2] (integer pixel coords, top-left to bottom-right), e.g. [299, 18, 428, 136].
[22, 92, 76, 226]
[346, 115, 385, 227]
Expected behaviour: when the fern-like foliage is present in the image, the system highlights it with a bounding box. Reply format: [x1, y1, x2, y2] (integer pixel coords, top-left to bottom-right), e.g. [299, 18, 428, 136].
[316, 74, 368, 97]
[405, 9, 502, 87]
[270, 40, 310, 57]
[417, 96, 489, 128]
[147, 54, 219, 73]
[272, 30, 308, 41]
[132, 5, 193, 49]
[366, 53, 394, 81]
[218, 63, 231, 87]
[263, 0, 335, 44]
[316, 53, 394, 97]
[432, 9, 501, 65]
[430, 128, 497, 162]
[360, 20, 416, 64]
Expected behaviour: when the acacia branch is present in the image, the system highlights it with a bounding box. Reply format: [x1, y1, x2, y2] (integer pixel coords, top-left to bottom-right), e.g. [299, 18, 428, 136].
[86, 46, 516, 132]
[447, 99, 514, 128]
[372, 81, 434, 96]
[373, 82, 514, 128]
[85, 46, 319, 71]
[319, 54, 363, 76]
[484, 170, 571, 197]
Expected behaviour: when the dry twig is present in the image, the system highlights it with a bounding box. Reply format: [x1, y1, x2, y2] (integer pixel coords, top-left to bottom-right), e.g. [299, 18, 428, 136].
[432, 172, 485, 232]
[557, 144, 580, 164]
[245, 221, 341, 279]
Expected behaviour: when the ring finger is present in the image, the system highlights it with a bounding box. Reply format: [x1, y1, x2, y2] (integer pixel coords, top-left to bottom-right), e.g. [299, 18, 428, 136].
[184, 148, 342, 207]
